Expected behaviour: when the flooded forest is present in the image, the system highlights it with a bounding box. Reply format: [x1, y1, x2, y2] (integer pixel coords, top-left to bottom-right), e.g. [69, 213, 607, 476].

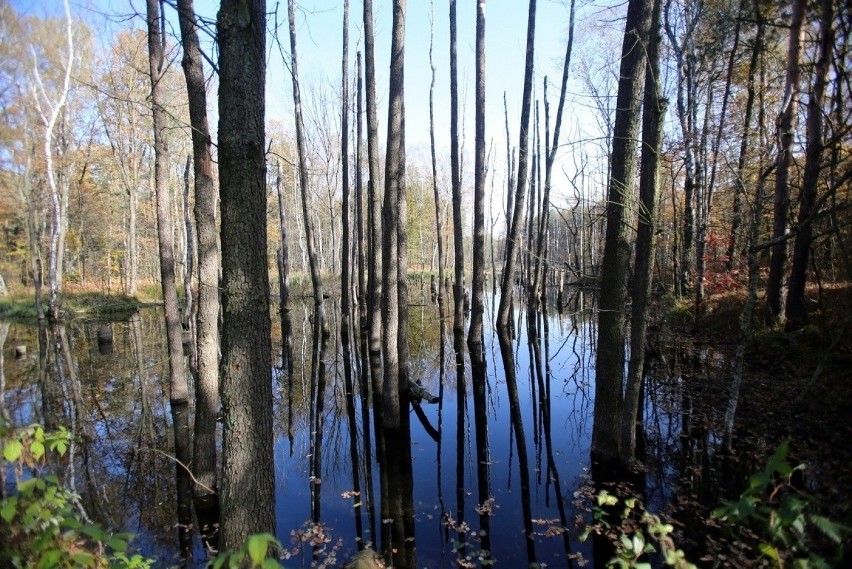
[1, 0, 850, 567]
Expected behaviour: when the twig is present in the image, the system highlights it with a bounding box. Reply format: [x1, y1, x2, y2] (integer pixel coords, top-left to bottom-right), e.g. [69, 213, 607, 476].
[137, 446, 216, 495]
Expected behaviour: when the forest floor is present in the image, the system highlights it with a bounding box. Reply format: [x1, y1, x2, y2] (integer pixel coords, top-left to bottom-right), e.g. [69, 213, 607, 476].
[659, 282, 852, 565]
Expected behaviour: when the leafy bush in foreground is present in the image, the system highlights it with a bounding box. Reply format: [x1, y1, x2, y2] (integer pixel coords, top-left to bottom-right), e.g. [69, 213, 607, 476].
[0, 421, 154, 568]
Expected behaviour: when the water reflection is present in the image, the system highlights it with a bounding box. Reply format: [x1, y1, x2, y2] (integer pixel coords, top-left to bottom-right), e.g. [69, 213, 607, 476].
[2, 289, 716, 567]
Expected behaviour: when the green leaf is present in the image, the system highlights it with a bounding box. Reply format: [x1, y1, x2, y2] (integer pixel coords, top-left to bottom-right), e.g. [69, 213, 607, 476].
[107, 536, 129, 552]
[634, 563, 652, 569]
[30, 440, 45, 460]
[54, 440, 67, 456]
[18, 477, 38, 494]
[758, 542, 780, 562]
[4, 440, 23, 462]
[246, 533, 277, 565]
[70, 551, 95, 566]
[262, 559, 282, 569]
[38, 549, 62, 568]
[810, 514, 844, 544]
[1, 497, 17, 522]
[597, 491, 618, 507]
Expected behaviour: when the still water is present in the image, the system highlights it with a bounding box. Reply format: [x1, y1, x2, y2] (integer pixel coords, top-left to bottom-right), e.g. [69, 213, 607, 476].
[0, 289, 689, 567]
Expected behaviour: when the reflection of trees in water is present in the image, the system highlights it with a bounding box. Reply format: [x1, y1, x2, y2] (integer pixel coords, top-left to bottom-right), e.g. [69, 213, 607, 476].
[2, 314, 178, 555]
[0, 287, 738, 566]
[498, 321, 536, 565]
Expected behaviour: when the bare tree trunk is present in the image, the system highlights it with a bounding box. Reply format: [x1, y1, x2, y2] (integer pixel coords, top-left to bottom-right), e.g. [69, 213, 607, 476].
[128, 179, 138, 296]
[428, 2, 445, 311]
[274, 162, 293, 390]
[147, 0, 188, 405]
[364, 0, 383, 355]
[217, 0, 275, 549]
[32, 0, 73, 320]
[497, 0, 537, 330]
[766, 0, 806, 323]
[449, 0, 465, 336]
[18, 127, 45, 321]
[469, 0, 486, 345]
[504, 92, 515, 246]
[176, 0, 221, 547]
[181, 156, 195, 356]
[724, 55, 769, 451]
[533, 0, 576, 309]
[785, 0, 833, 330]
[592, 0, 653, 466]
[356, 52, 367, 328]
[725, 3, 764, 273]
[382, 0, 408, 430]
[664, 0, 700, 298]
[288, 0, 328, 337]
[342, 0, 351, 333]
[147, 0, 193, 560]
[621, 0, 665, 465]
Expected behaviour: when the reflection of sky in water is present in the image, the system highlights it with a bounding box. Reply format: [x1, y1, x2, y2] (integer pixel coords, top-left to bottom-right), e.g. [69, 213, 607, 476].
[271, 292, 599, 567]
[1, 289, 698, 568]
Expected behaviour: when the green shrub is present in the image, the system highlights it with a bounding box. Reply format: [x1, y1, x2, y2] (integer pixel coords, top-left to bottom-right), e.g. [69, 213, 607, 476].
[0, 421, 154, 568]
[579, 490, 695, 569]
[713, 441, 850, 567]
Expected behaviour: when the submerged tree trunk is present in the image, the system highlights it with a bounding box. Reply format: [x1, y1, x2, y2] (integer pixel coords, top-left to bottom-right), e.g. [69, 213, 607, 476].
[147, 0, 193, 560]
[592, 0, 653, 466]
[381, 0, 408, 430]
[621, 0, 665, 465]
[177, 0, 221, 546]
[497, 0, 538, 330]
[766, 0, 806, 323]
[217, 0, 275, 549]
[785, 0, 833, 331]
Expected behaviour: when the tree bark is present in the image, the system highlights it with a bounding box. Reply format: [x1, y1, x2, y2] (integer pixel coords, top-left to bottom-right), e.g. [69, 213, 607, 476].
[382, 0, 408, 430]
[342, 0, 351, 344]
[288, 0, 328, 337]
[468, 0, 486, 345]
[664, 0, 700, 298]
[449, 0, 465, 336]
[533, 0, 576, 309]
[176, 0, 220, 547]
[766, 0, 806, 322]
[32, 0, 73, 320]
[592, 0, 653, 466]
[724, 54, 769, 451]
[428, 1, 445, 312]
[621, 0, 666, 465]
[725, 4, 764, 273]
[785, 0, 833, 330]
[364, 0, 383, 355]
[217, 0, 275, 549]
[497, 0, 537, 330]
[147, 0, 194, 560]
